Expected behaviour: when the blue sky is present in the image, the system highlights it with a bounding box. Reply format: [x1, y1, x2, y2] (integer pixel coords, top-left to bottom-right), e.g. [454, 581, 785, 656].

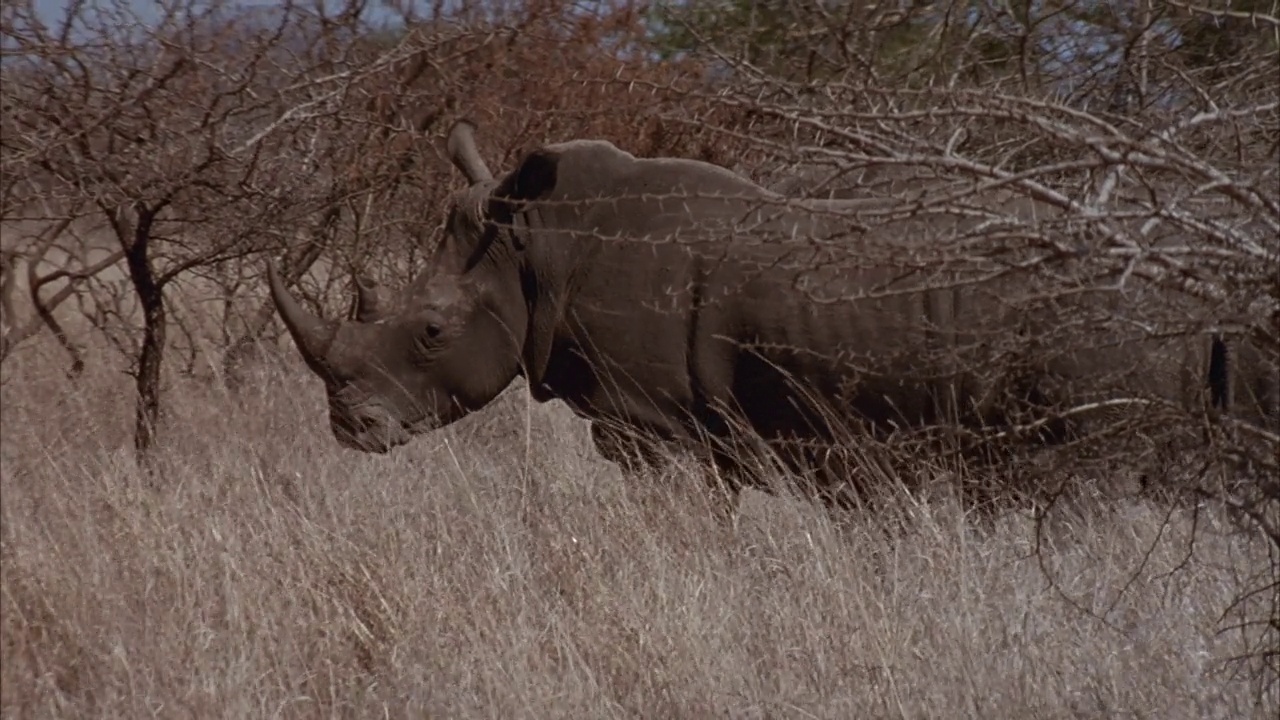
[28, 0, 410, 30]
[19, 0, 1183, 109]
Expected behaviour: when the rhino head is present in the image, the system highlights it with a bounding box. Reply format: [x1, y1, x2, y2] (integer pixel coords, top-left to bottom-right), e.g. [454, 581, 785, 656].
[268, 120, 533, 453]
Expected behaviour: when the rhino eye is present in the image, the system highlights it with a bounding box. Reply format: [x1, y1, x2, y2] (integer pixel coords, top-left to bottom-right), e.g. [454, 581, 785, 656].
[414, 323, 445, 358]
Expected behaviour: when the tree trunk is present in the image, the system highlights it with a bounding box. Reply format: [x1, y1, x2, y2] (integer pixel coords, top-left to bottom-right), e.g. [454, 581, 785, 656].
[119, 205, 166, 458]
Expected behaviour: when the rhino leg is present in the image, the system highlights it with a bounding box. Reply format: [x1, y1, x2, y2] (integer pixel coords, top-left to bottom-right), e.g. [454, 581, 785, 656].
[592, 421, 744, 524]
[758, 438, 870, 512]
[589, 421, 667, 476]
[700, 443, 749, 522]
[1229, 335, 1280, 430]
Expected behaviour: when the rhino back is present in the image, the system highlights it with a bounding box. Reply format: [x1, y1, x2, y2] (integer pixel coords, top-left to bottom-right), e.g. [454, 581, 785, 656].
[551, 204, 1025, 438]
[693, 252, 1019, 435]
[518, 141, 1249, 444]
[525, 151, 1046, 438]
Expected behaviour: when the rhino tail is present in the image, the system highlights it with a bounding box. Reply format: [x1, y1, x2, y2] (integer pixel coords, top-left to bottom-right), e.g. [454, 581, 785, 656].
[1208, 332, 1229, 412]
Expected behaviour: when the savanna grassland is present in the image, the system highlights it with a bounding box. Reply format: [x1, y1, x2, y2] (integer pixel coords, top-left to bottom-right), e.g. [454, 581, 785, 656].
[3, 1, 1278, 717]
[2, 332, 1274, 719]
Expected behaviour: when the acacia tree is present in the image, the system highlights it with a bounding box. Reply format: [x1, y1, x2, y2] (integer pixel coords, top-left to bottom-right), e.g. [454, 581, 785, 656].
[650, 0, 1279, 695]
[0, 0, 408, 454]
[0, 208, 125, 376]
[0, 0, 726, 449]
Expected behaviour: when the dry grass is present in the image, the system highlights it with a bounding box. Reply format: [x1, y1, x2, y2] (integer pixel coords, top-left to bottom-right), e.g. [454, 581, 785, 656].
[1, 336, 1275, 719]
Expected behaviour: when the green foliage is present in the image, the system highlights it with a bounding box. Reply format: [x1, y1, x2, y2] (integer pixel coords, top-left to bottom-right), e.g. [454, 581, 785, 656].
[647, 0, 942, 81]
[648, 0, 802, 64]
[1171, 0, 1279, 72]
[646, 0, 1280, 99]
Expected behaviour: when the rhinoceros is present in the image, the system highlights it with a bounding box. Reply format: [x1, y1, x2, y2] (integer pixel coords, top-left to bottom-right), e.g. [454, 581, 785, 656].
[268, 120, 1273, 510]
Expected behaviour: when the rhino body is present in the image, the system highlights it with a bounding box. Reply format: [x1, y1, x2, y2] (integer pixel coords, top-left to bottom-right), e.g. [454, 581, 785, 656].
[269, 121, 1275, 509]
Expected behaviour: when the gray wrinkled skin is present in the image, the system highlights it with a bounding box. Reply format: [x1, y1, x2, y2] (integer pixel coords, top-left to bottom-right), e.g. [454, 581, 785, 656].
[270, 120, 1277, 506]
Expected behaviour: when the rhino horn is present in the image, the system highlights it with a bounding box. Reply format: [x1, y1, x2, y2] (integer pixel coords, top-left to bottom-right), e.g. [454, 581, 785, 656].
[267, 263, 336, 367]
[446, 119, 493, 184]
[353, 274, 386, 323]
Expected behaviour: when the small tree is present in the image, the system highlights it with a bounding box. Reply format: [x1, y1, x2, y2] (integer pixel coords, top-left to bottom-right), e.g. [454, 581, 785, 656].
[652, 0, 1279, 696]
[1, 0, 392, 455]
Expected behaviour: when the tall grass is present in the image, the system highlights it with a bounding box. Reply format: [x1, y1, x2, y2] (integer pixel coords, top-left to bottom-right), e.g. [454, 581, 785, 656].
[1, 336, 1274, 718]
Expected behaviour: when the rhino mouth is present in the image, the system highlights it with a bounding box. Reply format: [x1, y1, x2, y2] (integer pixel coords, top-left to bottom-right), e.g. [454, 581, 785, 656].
[330, 393, 473, 453]
[334, 422, 413, 454]
[336, 432, 398, 454]
[330, 406, 413, 454]
[332, 412, 453, 454]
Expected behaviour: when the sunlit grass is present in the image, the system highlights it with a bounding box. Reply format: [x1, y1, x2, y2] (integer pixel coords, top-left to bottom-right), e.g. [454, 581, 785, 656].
[1, 337, 1274, 718]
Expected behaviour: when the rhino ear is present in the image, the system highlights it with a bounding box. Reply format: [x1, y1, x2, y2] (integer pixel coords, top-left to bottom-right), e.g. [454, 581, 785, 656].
[505, 150, 559, 201]
[352, 275, 387, 323]
[488, 149, 560, 253]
